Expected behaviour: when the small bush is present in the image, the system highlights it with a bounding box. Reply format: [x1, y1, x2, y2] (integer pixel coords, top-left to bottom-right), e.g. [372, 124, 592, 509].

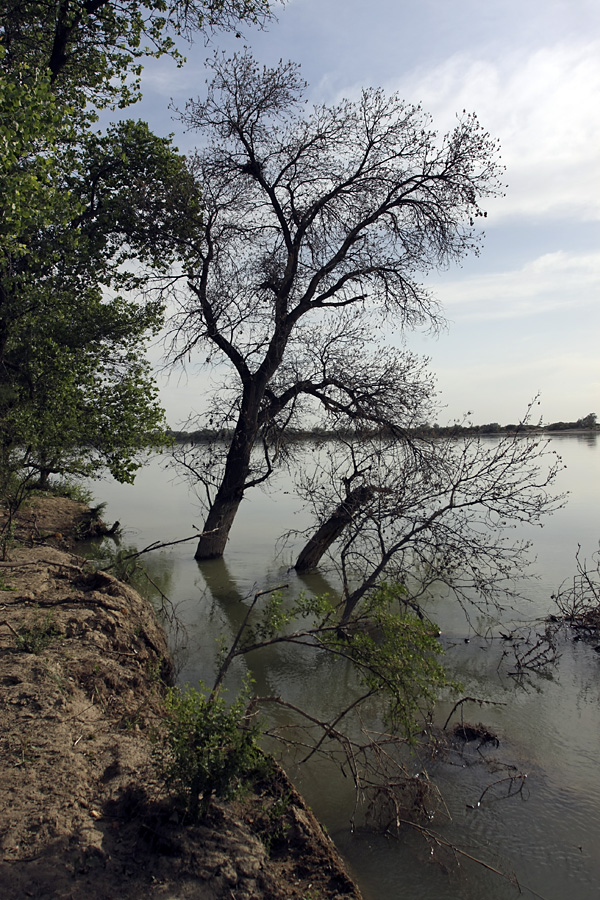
[155, 681, 265, 822]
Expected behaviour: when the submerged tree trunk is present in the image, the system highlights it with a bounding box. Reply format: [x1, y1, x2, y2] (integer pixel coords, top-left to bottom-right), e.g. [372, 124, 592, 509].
[194, 386, 262, 560]
[294, 485, 374, 571]
[195, 488, 246, 560]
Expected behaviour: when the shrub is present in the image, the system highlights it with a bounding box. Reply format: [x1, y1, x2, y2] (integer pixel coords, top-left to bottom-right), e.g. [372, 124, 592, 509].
[156, 681, 265, 822]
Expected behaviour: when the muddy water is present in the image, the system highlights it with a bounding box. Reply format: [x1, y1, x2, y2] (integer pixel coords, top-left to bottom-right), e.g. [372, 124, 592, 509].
[92, 434, 600, 900]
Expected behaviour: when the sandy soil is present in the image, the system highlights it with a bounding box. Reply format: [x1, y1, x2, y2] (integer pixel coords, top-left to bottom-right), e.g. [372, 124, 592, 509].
[0, 497, 363, 900]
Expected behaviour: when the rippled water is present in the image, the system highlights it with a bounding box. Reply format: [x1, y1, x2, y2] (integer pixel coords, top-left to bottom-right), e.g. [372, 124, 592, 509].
[90, 434, 600, 900]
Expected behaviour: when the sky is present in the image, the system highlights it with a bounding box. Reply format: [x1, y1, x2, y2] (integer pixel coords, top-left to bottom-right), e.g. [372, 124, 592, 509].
[129, 0, 600, 427]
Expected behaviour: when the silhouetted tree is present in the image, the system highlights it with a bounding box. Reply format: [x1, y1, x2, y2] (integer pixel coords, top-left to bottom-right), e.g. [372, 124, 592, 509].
[167, 51, 503, 559]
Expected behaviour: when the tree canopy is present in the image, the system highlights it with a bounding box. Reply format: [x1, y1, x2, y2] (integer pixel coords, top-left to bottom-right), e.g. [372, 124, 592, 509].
[1, 0, 272, 109]
[0, 84, 202, 494]
[0, 0, 268, 521]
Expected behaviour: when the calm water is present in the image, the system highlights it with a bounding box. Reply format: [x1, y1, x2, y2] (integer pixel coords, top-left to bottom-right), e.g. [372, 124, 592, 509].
[90, 434, 600, 900]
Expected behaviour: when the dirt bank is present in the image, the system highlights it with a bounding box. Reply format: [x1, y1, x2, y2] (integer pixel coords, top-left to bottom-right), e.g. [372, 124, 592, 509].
[0, 497, 362, 900]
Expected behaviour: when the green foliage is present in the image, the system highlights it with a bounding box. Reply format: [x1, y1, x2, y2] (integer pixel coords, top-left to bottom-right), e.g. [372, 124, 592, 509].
[0, 101, 194, 489]
[220, 582, 455, 742]
[0, 0, 272, 112]
[44, 478, 95, 504]
[0, 36, 201, 504]
[0, 59, 77, 253]
[242, 590, 337, 648]
[324, 584, 456, 738]
[156, 680, 266, 821]
[15, 610, 61, 653]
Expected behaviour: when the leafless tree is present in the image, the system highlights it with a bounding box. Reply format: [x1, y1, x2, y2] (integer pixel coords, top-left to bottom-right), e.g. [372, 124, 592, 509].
[552, 543, 600, 632]
[293, 424, 565, 623]
[165, 50, 503, 559]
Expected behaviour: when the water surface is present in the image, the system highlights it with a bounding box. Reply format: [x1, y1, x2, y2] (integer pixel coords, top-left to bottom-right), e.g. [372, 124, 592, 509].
[91, 434, 600, 900]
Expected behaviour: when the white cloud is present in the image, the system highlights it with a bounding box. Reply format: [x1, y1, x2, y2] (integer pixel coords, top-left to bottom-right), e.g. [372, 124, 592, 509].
[431, 249, 600, 320]
[389, 40, 600, 222]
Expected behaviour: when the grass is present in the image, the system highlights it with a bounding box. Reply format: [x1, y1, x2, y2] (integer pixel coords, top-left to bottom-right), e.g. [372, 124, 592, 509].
[15, 610, 61, 654]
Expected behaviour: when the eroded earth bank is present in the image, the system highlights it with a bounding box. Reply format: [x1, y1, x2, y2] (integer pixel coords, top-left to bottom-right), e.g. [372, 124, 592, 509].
[0, 497, 362, 900]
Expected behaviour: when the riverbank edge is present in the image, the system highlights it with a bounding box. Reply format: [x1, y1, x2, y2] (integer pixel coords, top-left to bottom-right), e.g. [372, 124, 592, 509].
[0, 496, 363, 900]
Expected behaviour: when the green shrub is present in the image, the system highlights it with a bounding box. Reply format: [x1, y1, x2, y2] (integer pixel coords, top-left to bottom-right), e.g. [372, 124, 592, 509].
[156, 681, 265, 822]
[321, 583, 458, 739]
[46, 478, 95, 504]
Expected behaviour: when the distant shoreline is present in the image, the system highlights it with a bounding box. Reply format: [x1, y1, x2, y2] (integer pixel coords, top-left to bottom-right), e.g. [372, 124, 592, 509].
[168, 426, 599, 444]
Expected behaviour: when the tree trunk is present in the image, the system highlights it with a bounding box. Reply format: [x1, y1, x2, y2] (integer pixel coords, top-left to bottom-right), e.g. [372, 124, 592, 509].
[294, 485, 374, 571]
[194, 316, 293, 559]
[195, 489, 246, 559]
[194, 385, 261, 560]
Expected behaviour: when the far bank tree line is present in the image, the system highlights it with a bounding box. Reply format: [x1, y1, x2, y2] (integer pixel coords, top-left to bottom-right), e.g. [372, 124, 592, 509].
[170, 411, 598, 444]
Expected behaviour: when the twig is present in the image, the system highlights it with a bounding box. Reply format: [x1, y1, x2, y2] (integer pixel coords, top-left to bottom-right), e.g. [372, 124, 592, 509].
[466, 774, 528, 808]
[63, 703, 96, 722]
[395, 818, 551, 900]
[0, 619, 20, 638]
[443, 696, 506, 731]
[210, 585, 289, 697]
[300, 689, 377, 764]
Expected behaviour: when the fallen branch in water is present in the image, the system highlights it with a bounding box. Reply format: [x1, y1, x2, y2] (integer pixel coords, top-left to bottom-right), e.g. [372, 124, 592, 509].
[466, 773, 529, 809]
[100, 530, 212, 570]
[394, 817, 552, 900]
[443, 696, 506, 732]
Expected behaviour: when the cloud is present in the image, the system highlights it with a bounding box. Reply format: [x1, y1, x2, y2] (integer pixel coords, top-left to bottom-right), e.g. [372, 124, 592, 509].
[430, 249, 600, 320]
[389, 40, 600, 222]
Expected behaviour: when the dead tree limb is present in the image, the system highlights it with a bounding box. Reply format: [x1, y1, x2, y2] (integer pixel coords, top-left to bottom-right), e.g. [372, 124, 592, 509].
[295, 485, 374, 571]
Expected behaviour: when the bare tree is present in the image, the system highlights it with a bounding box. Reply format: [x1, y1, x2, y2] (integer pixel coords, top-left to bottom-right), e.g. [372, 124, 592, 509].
[166, 50, 503, 559]
[552, 543, 600, 632]
[292, 424, 565, 624]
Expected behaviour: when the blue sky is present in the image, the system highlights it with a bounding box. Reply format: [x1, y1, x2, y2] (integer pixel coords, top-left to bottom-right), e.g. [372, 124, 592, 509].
[131, 0, 599, 426]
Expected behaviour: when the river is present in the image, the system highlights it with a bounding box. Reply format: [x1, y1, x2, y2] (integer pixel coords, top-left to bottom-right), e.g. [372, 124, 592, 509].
[89, 433, 600, 900]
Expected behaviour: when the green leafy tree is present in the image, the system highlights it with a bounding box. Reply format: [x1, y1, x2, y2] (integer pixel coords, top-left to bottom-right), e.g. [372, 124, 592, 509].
[1, 0, 273, 109]
[0, 102, 202, 496]
[1, 0, 271, 508]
